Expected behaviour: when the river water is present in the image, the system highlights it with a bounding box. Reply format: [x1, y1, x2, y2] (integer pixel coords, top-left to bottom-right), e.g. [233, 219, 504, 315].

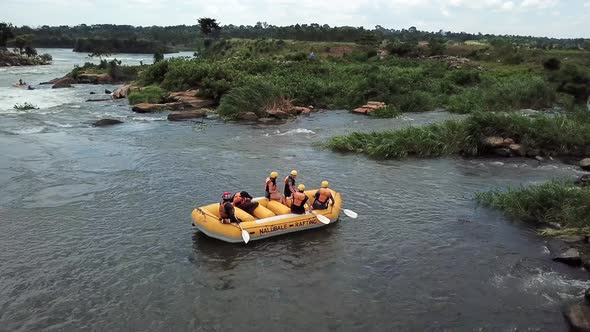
[1, 49, 589, 331]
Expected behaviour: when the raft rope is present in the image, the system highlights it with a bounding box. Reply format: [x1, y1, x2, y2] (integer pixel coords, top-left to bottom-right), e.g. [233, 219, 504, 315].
[197, 208, 245, 232]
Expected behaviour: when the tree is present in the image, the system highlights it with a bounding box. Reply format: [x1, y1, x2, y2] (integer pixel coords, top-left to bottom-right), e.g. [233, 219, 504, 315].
[153, 50, 164, 63]
[24, 46, 37, 57]
[0, 22, 14, 48]
[14, 35, 33, 54]
[198, 17, 221, 38]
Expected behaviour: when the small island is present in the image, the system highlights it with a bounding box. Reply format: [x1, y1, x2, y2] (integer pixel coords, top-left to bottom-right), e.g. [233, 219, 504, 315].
[0, 22, 52, 66]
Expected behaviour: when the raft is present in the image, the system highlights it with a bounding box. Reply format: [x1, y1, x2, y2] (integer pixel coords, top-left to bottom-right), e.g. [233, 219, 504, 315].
[191, 189, 342, 243]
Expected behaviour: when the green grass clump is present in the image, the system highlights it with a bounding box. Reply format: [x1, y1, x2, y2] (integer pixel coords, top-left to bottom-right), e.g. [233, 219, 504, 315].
[128, 85, 165, 105]
[476, 181, 590, 230]
[369, 105, 401, 118]
[13, 102, 38, 110]
[326, 111, 590, 159]
[217, 79, 282, 118]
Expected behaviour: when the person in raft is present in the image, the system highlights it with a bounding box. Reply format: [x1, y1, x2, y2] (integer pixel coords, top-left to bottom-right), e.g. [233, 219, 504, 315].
[312, 181, 335, 210]
[284, 170, 298, 198]
[290, 184, 309, 214]
[219, 192, 239, 224]
[265, 171, 284, 203]
[232, 191, 259, 215]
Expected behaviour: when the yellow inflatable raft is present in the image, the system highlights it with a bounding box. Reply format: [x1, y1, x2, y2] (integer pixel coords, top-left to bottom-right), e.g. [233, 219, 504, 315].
[191, 189, 342, 243]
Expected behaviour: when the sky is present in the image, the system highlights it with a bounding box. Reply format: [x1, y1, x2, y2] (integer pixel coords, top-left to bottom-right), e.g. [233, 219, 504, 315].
[3, 0, 590, 38]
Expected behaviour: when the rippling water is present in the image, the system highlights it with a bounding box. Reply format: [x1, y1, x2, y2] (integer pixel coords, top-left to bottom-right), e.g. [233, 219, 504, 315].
[1, 49, 589, 331]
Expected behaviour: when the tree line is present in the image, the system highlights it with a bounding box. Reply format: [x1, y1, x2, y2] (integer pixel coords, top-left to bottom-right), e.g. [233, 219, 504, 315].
[2, 21, 589, 51]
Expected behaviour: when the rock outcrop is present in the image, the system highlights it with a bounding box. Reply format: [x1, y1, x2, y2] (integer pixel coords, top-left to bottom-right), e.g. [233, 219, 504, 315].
[167, 110, 207, 121]
[564, 302, 590, 332]
[553, 248, 582, 266]
[353, 101, 386, 115]
[132, 102, 183, 113]
[93, 119, 123, 127]
[77, 73, 114, 84]
[51, 77, 76, 89]
[238, 112, 258, 121]
[580, 158, 590, 171]
[167, 90, 215, 109]
[112, 84, 135, 99]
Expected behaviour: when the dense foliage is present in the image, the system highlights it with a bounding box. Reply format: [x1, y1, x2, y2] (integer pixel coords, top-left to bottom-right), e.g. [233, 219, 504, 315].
[325, 111, 590, 159]
[476, 181, 590, 231]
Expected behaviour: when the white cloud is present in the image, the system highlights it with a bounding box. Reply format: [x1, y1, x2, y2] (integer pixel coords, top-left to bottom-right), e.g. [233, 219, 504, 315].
[501, 1, 515, 10]
[520, 0, 559, 9]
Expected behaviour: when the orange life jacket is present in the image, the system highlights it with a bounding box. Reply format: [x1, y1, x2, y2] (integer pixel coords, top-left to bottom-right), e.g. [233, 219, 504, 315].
[292, 191, 307, 207]
[265, 177, 277, 193]
[317, 188, 332, 204]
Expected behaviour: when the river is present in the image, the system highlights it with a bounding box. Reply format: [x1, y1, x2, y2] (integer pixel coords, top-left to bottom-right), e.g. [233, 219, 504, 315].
[1, 48, 589, 331]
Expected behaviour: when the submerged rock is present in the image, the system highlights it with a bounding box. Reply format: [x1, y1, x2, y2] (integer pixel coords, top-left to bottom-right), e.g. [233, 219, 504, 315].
[93, 119, 123, 127]
[257, 117, 278, 124]
[52, 83, 72, 89]
[564, 302, 590, 332]
[167, 110, 207, 121]
[104, 89, 112, 94]
[553, 248, 582, 266]
[580, 158, 590, 171]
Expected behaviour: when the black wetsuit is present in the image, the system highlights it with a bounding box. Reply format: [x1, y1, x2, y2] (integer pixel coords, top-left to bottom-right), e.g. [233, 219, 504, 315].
[284, 176, 296, 197]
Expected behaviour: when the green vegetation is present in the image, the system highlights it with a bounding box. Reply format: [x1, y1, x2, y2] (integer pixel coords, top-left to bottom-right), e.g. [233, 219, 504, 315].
[325, 111, 590, 159]
[128, 86, 165, 104]
[13, 102, 38, 110]
[70, 60, 140, 82]
[476, 181, 590, 233]
[369, 105, 401, 118]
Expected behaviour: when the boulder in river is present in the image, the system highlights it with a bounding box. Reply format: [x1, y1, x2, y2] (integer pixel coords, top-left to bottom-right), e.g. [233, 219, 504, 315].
[353, 101, 386, 115]
[508, 144, 526, 157]
[238, 112, 258, 121]
[132, 102, 183, 113]
[266, 109, 289, 119]
[575, 175, 590, 187]
[553, 248, 582, 266]
[105, 89, 112, 94]
[168, 110, 207, 121]
[258, 117, 278, 124]
[93, 119, 123, 127]
[86, 98, 112, 102]
[77, 73, 114, 84]
[580, 158, 590, 171]
[564, 302, 590, 332]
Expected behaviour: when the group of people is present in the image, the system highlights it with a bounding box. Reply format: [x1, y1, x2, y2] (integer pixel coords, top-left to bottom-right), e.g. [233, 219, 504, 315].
[218, 170, 335, 224]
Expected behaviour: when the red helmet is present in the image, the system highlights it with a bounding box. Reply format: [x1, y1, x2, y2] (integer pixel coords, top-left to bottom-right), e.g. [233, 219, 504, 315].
[222, 192, 232, 200]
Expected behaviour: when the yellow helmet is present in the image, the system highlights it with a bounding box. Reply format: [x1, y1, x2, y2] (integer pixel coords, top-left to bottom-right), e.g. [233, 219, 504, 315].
[270, 171, 278, 178]
[321, 181, 329, 188]
[297, 184, 305, 191]
[291, 170, 298, 176]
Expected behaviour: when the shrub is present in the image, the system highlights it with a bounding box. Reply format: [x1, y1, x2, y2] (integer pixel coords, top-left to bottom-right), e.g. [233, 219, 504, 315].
[369, 105, 401, 118]
[476, 181, 590, 229]
[13, 102, 38, 110]
[128, 85, 165, 104]
[543, 57, 561, 71]
[217, 79, 281, 119]
[40, 53, 52, 62]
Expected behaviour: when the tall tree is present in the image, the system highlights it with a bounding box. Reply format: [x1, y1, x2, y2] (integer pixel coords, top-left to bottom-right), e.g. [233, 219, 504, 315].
[14, 35, 33, 54]
[0, 22, 14, 48]
[198, 17, 221, 38]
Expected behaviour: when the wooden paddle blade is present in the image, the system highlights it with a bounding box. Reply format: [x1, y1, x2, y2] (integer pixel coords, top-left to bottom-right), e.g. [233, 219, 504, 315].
[343, 209, 358, 219]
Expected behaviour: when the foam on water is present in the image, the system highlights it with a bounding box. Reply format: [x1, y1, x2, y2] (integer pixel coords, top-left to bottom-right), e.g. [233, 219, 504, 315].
[274, 128, 316, 136]
[9, 126, 46, 135]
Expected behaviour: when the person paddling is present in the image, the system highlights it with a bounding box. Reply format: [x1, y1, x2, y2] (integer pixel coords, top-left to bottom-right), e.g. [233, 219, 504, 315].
[284, 170, 298, 198]
[265, 172, 284, 203]
[219, 192, 239, 224]
[290, 184, 309, 214]
[312, 181, 334, 210]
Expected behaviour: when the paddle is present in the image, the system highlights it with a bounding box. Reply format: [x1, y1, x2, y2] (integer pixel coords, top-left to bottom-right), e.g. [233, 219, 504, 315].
[334, 205, 358, 219]
[311, 211, 331, 224]
[236, 221, 250, 244]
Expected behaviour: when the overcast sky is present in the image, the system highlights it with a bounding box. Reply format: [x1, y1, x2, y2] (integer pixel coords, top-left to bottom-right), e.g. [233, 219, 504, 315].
[3, 0, 589, 38]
